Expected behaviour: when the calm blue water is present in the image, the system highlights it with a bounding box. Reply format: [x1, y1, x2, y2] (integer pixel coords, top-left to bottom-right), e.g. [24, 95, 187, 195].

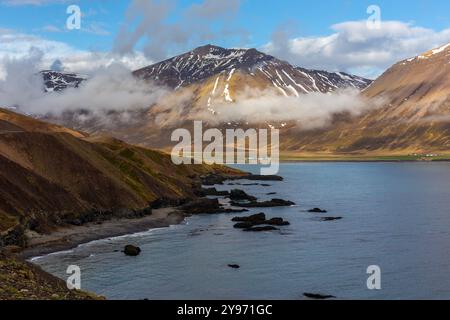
[33, 163, 450, 300]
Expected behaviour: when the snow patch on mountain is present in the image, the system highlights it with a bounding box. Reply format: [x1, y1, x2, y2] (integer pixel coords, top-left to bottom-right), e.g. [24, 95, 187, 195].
[41, 70, 87, 92]
[134, 45, 372, 94]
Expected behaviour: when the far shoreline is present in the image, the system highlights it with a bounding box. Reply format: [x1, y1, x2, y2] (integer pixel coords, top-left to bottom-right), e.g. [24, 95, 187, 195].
[279, 159, 450, 163]
[279, 155, 450, 163]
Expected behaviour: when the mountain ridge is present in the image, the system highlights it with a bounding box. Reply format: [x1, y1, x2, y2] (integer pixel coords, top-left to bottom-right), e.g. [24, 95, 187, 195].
[42, 45, 372, 94]
[133, 44, 372, 92]
[38, 43, 450, 155]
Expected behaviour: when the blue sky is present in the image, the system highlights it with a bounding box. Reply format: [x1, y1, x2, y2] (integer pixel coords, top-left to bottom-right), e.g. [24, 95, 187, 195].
[0, 0, 450, 78]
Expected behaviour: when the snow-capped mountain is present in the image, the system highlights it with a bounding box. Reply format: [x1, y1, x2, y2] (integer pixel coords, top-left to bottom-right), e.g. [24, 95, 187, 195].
[41, 70, 86, 92]
[40, 46, 370, 97]
[40, 43, 450, 154]
[43, 45, 375, 151]
[134, 45, 372, 94]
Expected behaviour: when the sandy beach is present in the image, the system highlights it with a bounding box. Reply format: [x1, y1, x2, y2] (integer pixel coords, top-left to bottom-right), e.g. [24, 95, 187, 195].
[20, 208, 185, 260]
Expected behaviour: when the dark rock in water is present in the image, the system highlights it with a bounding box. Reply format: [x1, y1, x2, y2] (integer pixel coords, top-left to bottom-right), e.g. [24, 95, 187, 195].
[202, 188, 230, 197]
[230, 199, 295, 208]
[229, 189, 257, 202]
[200, 173, 283, 187]
[124, 245, 141, 256]
[232, 213, 266, 223]
[267, 192, 277, 195]
[222, 208, 249, 213]
[200, 174, 226, 186]
[233, 222, 255, 229]
[321, 217, 343, 221]
[238, 175, 283, 181]
[303, 293, 336, 300]
[228, 264, 240, 269]
[232, 213, 290, 229]
[182, 198, 246, 214]
[243, 226, 279, 232]
[261, 184, 271, 187]
[267, 218, 290, 226]
[308, 208, 328, 213]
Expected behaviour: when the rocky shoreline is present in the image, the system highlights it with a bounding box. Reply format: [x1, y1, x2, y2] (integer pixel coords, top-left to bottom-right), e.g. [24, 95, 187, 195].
[16, 173, 290, 260]
[19, 208, 186, 260]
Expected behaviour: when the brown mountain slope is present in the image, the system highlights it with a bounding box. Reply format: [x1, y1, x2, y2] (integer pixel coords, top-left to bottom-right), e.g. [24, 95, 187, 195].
[0, 108, 85, 138]
[277, 42, 450, 155]
[339, 42, 450, 153]
[364, 42, 450, 121]
[0, 108, 239, 244]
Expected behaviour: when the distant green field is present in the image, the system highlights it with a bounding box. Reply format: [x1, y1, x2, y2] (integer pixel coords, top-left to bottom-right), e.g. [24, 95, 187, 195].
[279, 154, 450, 162]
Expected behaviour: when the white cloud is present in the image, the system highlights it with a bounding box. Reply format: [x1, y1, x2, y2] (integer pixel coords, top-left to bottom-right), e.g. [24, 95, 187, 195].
[113, 0, 247, 61]
[264, 21, 450, 79]
[0, 29, 153, 78]
[0, 50, 167, 117]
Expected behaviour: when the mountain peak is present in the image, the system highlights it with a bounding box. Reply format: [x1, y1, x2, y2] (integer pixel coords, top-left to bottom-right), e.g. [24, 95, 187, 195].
[40, 70, 86, 92]
[133, 45, 277, 88]
[422, 42, 450, 58]
[402, 42, 450, 65]
[133, 45, 371, 92]
[39, 44, 371, 95]
[192, 44, 227, 54]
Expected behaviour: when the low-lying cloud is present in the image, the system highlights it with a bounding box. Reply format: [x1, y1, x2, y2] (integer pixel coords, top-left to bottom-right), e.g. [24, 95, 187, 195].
[0, 49, 168, 117]
[196, 87, 382, 130]
[0, 50, 381, 131]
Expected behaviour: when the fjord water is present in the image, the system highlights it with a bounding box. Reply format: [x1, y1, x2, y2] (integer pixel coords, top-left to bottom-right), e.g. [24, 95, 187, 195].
[34, 163, 450, 299]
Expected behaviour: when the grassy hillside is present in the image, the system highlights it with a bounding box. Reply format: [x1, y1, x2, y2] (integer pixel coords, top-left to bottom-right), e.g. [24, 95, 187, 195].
[0, 108, 240, 245]
[0, 253, 100, 300]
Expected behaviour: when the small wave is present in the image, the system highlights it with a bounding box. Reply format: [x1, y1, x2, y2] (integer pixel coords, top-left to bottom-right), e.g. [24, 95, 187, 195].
[29, 249, 75, 262]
